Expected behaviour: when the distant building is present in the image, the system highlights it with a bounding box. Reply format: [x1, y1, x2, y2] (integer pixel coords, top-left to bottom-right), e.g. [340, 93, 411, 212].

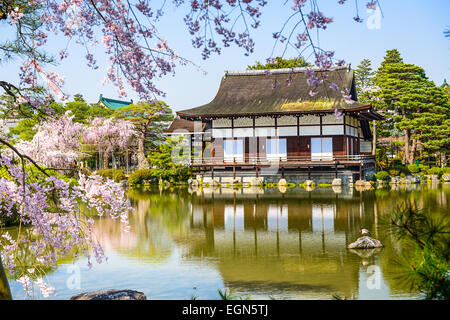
[98, 94, 133, 110]
[0, 118, 21, 138]
[441, 79, 449, 95]
[164, 65, 383, 184]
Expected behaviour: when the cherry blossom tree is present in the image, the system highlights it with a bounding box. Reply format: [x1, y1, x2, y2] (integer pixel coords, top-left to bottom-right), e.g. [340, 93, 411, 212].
[13, 111, 84, 168]
[0, 112, 135, 299]
[83, 117, 136, 170]
[0, 148, 131, 299]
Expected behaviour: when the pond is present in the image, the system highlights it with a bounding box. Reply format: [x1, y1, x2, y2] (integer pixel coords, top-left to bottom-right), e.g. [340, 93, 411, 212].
[6, 184, 450, 300]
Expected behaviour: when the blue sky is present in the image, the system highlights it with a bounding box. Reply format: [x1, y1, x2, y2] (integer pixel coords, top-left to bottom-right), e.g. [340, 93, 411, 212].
[1, 0, 449, 112]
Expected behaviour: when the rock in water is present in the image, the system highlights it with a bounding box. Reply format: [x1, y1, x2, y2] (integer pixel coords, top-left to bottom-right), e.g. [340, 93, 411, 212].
[347, 236, 383, 249]
[70, 289, 146, 300]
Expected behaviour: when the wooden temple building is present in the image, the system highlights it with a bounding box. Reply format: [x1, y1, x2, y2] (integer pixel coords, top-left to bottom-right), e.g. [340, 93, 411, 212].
[164, 65, 383, 184]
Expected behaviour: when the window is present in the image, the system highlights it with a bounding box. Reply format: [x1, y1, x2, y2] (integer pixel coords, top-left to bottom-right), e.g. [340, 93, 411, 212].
[266, 138, 287, 161]
[311, 137, 333, 160]
[223, 139, 243, 162]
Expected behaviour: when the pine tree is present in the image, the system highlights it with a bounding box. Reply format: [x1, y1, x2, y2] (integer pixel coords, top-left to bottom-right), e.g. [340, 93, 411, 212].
[355, 59, 377, 154]
[373, 49, 450, 165]
[354, 58, 374, 95]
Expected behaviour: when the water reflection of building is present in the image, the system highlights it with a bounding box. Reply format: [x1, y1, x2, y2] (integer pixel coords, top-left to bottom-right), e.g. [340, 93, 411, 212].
[180, 188, 379, 298]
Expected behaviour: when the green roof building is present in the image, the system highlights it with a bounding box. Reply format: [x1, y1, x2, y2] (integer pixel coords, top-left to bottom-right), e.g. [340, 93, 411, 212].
[440, 79, 448, 89]
[98, 94, 133, 110]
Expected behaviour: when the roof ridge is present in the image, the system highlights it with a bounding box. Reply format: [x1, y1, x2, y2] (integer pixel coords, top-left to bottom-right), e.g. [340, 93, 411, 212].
[101, 96, 133, 104]
[224, 64, 351, 76]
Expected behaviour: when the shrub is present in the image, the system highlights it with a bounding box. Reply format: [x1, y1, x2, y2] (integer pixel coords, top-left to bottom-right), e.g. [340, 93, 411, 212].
[96, 169, 125, 182]
[388, 169, 399, 177]
[400, 172, 406, 178]
[128, 169, 153, 186]
[428, 167, 443, 177]
[443, 167, 450, 174]
[419, 165, 430, 175]
[375, 171, 390, 181]
[318, 183, 332, 187]
[407, 164, 420, 174]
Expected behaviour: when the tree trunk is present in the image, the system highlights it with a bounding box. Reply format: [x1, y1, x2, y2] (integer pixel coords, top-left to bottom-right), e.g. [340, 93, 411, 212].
[103, 151, 109, 169]
[0, 256, 12, 300]
[137, 133, 150, 169]
[402, 107, 410, 165]
[408, 139, 418, 165]
[372, 120, 377, 156]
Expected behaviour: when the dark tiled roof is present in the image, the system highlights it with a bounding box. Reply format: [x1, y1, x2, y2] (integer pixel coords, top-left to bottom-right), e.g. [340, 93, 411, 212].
[177, 66, 371, 118]
[163, 118, 205, 134]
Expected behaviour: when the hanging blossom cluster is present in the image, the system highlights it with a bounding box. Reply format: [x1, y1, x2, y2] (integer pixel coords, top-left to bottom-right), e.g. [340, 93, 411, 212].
[83, 117, 137, 154]
[183, 0, 268, 59]
[12, 112, 137, 169]
[3, 0, 380, 110]
[15, 111, 84, 168]
[7, 7, 24, 24]
[38, 0, 204, 99]
[268, 0, 369, 107]
[0, 154, 132, 298]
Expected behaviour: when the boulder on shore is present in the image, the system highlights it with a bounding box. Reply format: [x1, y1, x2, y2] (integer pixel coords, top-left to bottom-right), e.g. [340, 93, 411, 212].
[347, 236, 383, 249]
[70, 289, 147, 300]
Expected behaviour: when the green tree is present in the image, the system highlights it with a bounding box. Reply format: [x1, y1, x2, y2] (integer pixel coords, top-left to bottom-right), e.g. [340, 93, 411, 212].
[148, 137, 190, 182]
[64, 94, 113, 124]
[354, 58, 377, 155]
[354, 58, 374, 95]
[373, 49, 450, 165]
[8, 117, 38, 141]
[389, 206, 450, 299]
[113, 100, 173, 169]
[247, 56, 312, 70]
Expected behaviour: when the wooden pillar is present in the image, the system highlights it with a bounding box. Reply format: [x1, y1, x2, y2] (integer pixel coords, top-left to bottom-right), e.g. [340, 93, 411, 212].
[255, 166, 258, 178]
[282, 166, 285, 179]
[359, 162, 362, 180]
[233, 162, 236, 179]
[308, 166, 311, 180]
[211, 166, 214, 179]
[335, 162, 338, 178]
[319, 115, 323, 135]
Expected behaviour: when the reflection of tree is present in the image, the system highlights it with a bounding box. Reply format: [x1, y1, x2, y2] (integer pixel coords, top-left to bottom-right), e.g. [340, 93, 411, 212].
[375, 185, 450, 297]
[91, 188, 193, 262]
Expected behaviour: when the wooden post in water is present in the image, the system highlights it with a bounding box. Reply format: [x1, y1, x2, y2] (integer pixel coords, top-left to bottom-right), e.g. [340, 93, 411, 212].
[233, 159, 236, 179]
[359, 162, 362, 180]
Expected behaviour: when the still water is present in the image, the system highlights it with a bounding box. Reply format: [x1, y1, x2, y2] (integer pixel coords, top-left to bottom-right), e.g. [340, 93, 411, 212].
[8, 184, 450, 300]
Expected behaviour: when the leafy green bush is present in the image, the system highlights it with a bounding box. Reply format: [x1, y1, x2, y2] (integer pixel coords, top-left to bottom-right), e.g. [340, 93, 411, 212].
[419, 165, 430, 175]
[375, 171, 390, 181]
[407, 164, 420, 174]
[428, 167, 443, 177]
[389, 169, 400, 177]
[443, 167, 450, 174]
[128, 169, 153, 186]
[96, 169, 126, 182]
[400, 172, 406, 178]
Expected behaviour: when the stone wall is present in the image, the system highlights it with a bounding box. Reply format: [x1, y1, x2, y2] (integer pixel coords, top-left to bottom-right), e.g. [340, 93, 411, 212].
[196, 168, 374, 185]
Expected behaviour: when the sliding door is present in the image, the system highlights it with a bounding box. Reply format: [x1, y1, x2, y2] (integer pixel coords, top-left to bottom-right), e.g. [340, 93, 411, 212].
[311, 137, 333, 160]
